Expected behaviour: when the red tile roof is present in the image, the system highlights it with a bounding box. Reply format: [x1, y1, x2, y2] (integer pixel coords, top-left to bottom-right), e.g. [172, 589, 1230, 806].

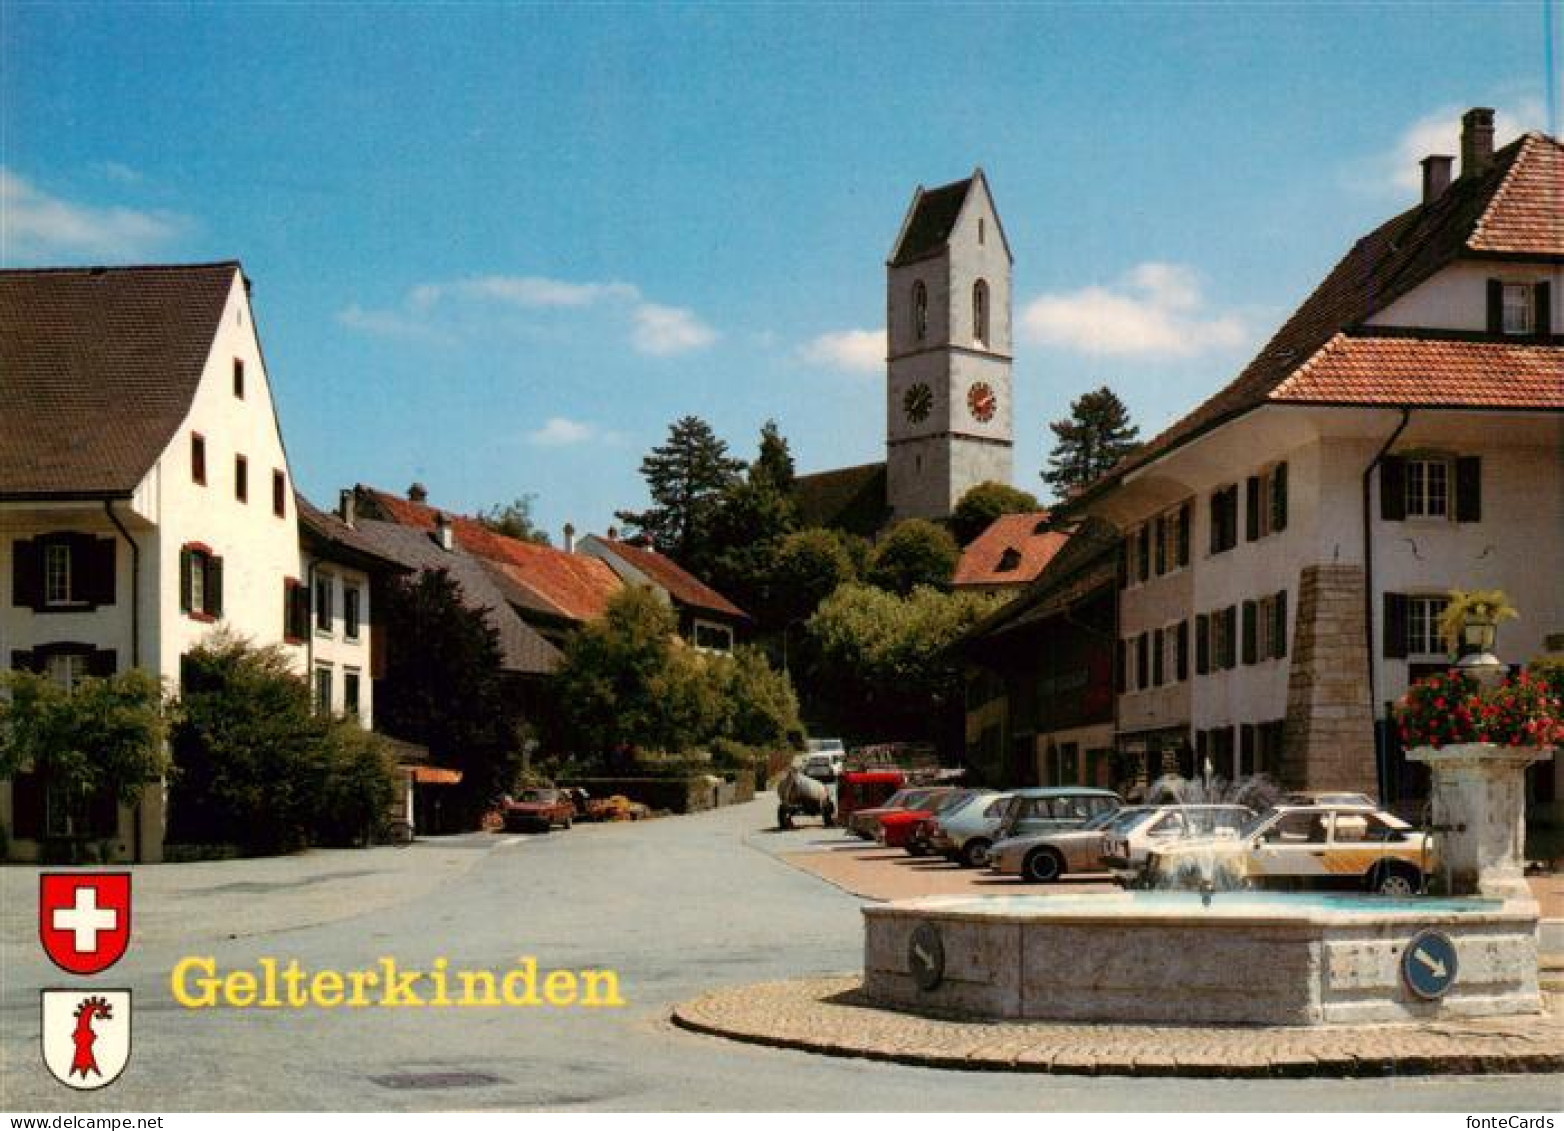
[357, 487, 623, 622]
[1470, 133, 1564, 254]
[952, 512, 1070, 588]
[1272, 334, 1564, 408]
[594, 538, 749, 620]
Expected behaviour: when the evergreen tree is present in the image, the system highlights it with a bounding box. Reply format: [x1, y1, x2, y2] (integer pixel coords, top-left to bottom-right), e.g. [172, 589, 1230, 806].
[707, 421, 802, 608]
[751, 418, 795, 494]
[615, 415, 744, 566]
[476, 494, 551, 545]
[1042, 385, 1140, 498]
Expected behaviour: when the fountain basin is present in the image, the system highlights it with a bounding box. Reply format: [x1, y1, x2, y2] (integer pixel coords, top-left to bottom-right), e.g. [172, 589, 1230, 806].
[863, 892, 1541, 1026]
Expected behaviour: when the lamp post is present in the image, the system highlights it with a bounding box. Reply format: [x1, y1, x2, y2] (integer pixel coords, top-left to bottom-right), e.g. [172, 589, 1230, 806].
[1452, 606, 1506, 689]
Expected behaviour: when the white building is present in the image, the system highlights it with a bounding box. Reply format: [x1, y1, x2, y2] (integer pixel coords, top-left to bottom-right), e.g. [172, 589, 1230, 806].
[1070, 111, 1562, 805]
[1, 262, 304, 860]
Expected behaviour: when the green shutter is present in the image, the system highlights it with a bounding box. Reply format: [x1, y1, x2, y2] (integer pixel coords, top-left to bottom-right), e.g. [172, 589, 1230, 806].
[207, 556, 224, 617]
[1273, 589, 1288, 659]
[1271, 462, 1288, 532]
[12, 539, 39, 608]
[1487, 278, 1504, 333]
[1195, 614, 1210, 675]
[1245, 476, 1261, 541]
[179, 548, 193, 613]
[1242, 600, 1258, 665]
[1380, 457, 1407, 521]
[1177, 503, 1191, 567]
[1384, 593, 1409, 659]
[1455, 456, 1482, 523]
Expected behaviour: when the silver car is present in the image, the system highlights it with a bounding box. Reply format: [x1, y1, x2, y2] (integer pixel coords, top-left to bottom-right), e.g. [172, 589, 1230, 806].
[990, 804, 1149, 883]
[928, 791, 1014, 867]
[1100, 804, 1254, 885]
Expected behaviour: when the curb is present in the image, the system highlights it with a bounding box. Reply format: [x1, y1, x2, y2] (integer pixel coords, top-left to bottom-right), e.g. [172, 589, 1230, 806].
[671, 977, 1564, 1079]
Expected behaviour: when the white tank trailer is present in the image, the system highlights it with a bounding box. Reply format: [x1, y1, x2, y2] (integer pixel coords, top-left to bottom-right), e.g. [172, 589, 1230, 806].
[776, 769, 835, 830]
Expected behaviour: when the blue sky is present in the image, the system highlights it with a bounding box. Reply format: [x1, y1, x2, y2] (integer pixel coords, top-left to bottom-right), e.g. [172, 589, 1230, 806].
[3, 3, 1559, 538]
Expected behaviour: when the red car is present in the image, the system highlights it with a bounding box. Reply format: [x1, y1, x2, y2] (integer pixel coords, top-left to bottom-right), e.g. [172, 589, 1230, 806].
[501, 787, 575, 832]
[848, 786, 954, 841]
[879, 790, 979, 854]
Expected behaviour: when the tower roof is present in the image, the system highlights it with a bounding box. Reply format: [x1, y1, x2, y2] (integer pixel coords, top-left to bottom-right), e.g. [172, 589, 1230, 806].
[888, 176, 973, 266]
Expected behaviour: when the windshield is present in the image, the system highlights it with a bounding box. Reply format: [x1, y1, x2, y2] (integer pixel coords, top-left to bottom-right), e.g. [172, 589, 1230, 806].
[518, 789, 555, 803]
[1103, 807, 1155, 834]
[930, 790, 973, 814]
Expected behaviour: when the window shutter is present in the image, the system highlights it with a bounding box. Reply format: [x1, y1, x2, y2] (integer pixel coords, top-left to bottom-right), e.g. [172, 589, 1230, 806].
[1245, 476, 1261, 541]
[1196, 614, 1210, 675]
[1273, 589, 1288, 659]
[1177, 503, 1191, 567]
[1117, 541, 1129, 590]
[1224, 607, 1238, 668]
[1242, 600, 1258, 665]
[1486, 278, 1504, 333]
[1384, 593, 1409, 659]
[1455, 456, 1482, 523]
[1136, 633, 1149, 690]
[1115, 640, 1126, 693]
[1195, 729, 1208, 758]
[11, 649, 36, 672]
[1176, 620, 1189, 682]
[1536, 281, 1553, 336]
[207, 556, 224, 617]
[1152, 628, 1165, 686]
[1240, 723, 1256, 769]
[1380, 457, 1407, 521]
[1154, 515, 1166, 575]
[1208, 495, 1221, 554]
[12, 538, 39, 608]
[179, 548, 193, 613]
[82, 537, 117, 606]
[1272, 462, 1288, 532]
[1137, 525, 1150, 582]
[88, 649, 117, 677]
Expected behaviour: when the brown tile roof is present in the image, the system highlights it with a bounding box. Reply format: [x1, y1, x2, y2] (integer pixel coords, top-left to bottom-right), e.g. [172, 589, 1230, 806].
[791, 461, 888, 537]
[0, 262, 240, 499]
[594, 537, 749, 620]
[889, 176, 974, 266]
[295, 494, 411, 574]
[1271, 333, 1564, 408]
[962, 516, 1120, 644]
[952, 511, 1070, 588]
[356, 487, 623, 622]
[1068, 130, 1563, 507]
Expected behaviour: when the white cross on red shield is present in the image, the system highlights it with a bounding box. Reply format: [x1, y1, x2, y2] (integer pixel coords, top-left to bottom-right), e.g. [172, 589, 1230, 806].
[39, 873, 131, 975]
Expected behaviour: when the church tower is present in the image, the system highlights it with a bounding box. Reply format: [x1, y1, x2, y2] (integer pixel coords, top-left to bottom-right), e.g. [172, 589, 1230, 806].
[885, 168, 1013, 521]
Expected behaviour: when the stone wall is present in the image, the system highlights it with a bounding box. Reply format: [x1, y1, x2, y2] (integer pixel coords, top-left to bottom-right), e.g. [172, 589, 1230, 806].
[1282, 564, 1376, 791]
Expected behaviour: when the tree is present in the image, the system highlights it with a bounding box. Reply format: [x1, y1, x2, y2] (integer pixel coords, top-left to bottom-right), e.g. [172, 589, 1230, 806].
[763, 528, 858, 627]
[615, 415, 744, 567]
[751, 418, 796, 494]
[951, 481, 1042, 545]
[376, 569, 521, 820]
[1042, 385, 1140, 498]
[716, 647, 804, 749]
[477, 494, 551, 545]
[867, 519, 960, 595]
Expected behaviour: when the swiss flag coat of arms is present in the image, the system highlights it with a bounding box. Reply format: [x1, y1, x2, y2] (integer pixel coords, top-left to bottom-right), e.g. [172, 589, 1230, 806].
[40, 873, 131, 975]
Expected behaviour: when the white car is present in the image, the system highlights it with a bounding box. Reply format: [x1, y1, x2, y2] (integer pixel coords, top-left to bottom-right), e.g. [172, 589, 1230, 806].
[803, 739, 848, 782]
[1099, 804, 1253, 885]
[928, 791, 1014, 867]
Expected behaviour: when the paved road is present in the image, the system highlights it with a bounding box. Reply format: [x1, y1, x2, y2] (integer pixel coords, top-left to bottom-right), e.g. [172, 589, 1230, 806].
[2, 796, 1559, 1111]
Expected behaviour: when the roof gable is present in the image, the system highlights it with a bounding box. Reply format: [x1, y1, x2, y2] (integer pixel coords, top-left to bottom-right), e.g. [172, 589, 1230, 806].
[888, 175, 973, 267]
[0, 262, 240, 498]
[1469, 132, 1564, 254]
[588, 536, 749, 621]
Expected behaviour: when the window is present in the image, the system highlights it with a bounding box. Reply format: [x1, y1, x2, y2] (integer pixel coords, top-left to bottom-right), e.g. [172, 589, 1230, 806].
[344, 586, 361, 640]
[1252, 590, 1288, 661]
[912, 280, 928, 340]
[15, 534, 116, 612]
[978, 218, 985, 245]
[1405, 457, 1448, 519]
[1247, 463, 1289, 541]
[46, 652, 89, 693]
[972, 279, 989, 345]
[343, 669, 361, 717]
[44, 543, 71, 606]
[1209, 485, 1239, 554]
[233, 358, 245, 399]
[191, 433, 207, 485]
[314, 665, 333, 714]
[235, 455, 248, 503]
[283, 579, 310, 643]
[1502, 284, 1534, 335]
[179, 544, 223, 620]
[995, 547, 1022, 573]
[693, 621, 733, 652]
[315, 575, 333, 633]
[272, 470, 287, 518]
[1407, 595, 1449, 656]
[1209, 605, 1238, 670]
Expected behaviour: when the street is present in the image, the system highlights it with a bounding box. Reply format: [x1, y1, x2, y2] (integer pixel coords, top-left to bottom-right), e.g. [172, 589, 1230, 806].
[2, 795, 1559, 1112]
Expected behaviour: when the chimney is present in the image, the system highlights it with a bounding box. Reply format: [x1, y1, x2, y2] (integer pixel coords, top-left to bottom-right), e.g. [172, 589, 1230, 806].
[434, 511, 453, 551]
[1420, 155, 1454, 204]
[408, 481, 429, 503]
[338, 488, 357, 527]
[562, 523, 576, 554]
[1460, 107, 1495, 179]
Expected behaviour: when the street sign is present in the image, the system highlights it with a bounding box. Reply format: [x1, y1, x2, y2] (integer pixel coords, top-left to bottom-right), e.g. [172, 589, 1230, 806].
[1401, 929, 1459, 1000]
[907, 922, 944, 991]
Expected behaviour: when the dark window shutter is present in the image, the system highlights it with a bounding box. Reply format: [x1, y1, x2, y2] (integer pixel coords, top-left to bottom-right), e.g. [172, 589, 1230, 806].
[1154, 516, 1166, 575]
[1195, 729, 1208, 758]
[1136, 634, 1149, 690]
[1272, 462, 1288, 532]
[1208, 495, 1220, 554]
[1245, 476, 1261, 541]
[82, 537, 117, 606]
[1487, 278, 1504, 333]
[179, 548, 193, 613]
[1536, 281, 1552, 336]
[88, 649, 117, 677]
[1176, 620, 1189, 681]
[1384, 593, 1409, 659]
[1153, 628, 1165, 686]
[12, 538, 39, 608]
[1115, 639, 1126, 693]
[1224, 607, 1238, 668]
[1137, 525, 1150, 582]
[1242, 600, 1258, 665]
[207, 556, 224, 617]
[1177, 503, 1191, 567]
[1380, 457, 1407, 521]
[1455, 456, 1482, 523]
[1274, 589, 1288, 659]
[1240, 723, 1256, 768]
[1196, 614, 1210, 675]
[12, 649, 36, 672]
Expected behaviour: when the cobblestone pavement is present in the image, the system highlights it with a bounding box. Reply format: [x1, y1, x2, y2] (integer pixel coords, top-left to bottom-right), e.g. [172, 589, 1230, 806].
[674, 976, 1564, 1077]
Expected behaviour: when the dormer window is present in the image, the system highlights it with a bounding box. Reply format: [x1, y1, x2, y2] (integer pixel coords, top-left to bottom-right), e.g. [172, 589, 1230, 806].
[912, 281, 928, 341]
[1502, 283, 1534, 335]
[995, 547, 1021, 573]
[972, 279, 989, 345]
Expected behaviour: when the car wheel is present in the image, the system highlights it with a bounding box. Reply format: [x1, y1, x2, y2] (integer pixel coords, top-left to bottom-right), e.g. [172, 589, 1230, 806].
[563, 815, 573, 830]
[777, 804, 793, 831]
[1368, 863, 1421, 897]
[1023, 848, 1064, 884]
[959, 839, 992, 869]
[821, 801, 835, 828]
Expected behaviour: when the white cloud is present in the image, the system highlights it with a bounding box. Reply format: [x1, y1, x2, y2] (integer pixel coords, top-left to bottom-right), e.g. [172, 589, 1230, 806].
[1, 168, 185, 261]
[1020, 262, 1245, 358]
[527, 416, 597, 447]
[630, 302, 717, 355]
[410, 276, 640, 310]
[336, 303, 453, 343]
[1383, 99, 1544, 193]
[797, 328, 885, 374]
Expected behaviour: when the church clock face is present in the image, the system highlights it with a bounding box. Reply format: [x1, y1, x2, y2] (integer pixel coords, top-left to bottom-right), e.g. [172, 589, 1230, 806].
[902, 382, 933, 424]
[967, 381, 997, 423]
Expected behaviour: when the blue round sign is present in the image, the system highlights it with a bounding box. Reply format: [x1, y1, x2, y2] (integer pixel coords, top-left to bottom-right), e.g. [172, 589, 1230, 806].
[1401, 929, 1459, 1000]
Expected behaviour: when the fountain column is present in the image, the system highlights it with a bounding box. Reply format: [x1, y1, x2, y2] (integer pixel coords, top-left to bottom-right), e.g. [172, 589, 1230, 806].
[1407, 742, 1551, 907]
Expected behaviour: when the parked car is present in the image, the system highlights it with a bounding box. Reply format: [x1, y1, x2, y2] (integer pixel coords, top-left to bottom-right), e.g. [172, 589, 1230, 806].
[992, 786, 1121, 843]
[803, 739, 849, 782]
[1100, 804, 1254, 884]
[501, 787, 575, 832]
[879, 789, 989, 852]
[1142, 804, 1435, 895]
[1283, 791, 1377, 808]
[989, 804, 1148, 883]
[836, 770, 907, 827]
[927, 791, 1015, 867]
[846, 787, 948, 840]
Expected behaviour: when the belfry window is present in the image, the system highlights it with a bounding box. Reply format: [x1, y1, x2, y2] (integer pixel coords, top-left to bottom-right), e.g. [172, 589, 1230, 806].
[913, 280, 928, 340]
[973, 279, 989, 345]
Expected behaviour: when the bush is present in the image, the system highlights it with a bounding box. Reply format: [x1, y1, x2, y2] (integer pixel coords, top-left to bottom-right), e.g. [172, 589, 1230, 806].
[314, 723, 399, 847]
[1395, 668, 1564, 749]
[867, 520, 959, 595]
